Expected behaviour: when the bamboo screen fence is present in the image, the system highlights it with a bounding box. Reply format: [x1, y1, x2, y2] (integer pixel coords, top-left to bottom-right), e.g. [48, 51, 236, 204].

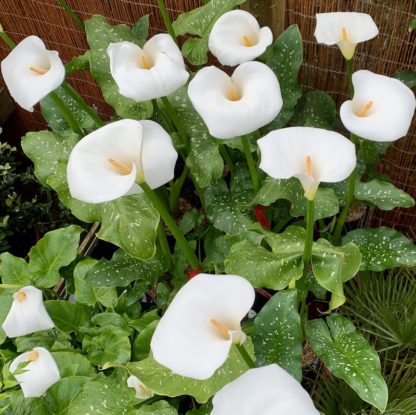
[285, 0, 416, 239]
[0, 0, 415, 238]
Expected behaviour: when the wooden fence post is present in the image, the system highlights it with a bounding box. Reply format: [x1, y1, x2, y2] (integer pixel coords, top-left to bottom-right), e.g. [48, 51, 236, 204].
[0, 88, 14, 127]
[242, 0, 286, 36]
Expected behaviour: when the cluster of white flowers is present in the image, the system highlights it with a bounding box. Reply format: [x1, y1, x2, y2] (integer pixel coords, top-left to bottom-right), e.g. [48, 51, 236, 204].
[149, 273, 319, 413]
[1, 11, 414, 203]
[1, 287, 59, 397]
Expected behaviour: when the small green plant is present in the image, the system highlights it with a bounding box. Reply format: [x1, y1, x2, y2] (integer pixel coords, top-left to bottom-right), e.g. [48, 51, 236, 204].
[0, 141, 75, 255]
[312, 268, 416, 414]
[312, 357, 416, 414]
[344, 268, 416, 352]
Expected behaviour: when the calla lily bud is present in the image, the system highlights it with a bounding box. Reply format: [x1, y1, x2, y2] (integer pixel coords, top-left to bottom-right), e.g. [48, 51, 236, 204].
[258, 127, 356, 200]
[10, 347, 60, 398]
[2, 286, 54, 338]
[208, 10, 273, 66]
[314, 12, 378, 60]
[212, 364, 320, 415]
[67, 119, 178, 204]
[150, 273, 255, 380]
[127, 375, 154, 399]
[188, 61, 282, 139]
[107, 34, 189, 101]
[0, 36, 65, 111]
[340, 70, 416, 142]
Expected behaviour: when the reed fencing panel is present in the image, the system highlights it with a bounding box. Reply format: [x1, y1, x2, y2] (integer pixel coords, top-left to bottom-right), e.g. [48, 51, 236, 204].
[0, 0, 414, 238]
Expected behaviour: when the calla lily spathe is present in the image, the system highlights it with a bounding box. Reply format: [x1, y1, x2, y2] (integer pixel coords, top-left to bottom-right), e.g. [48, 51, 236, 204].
[188, 61, 282, 139]
[2, 286, 54, 338]
[208, 10, 273, 66]
[107, 34, 189, 101]
[127, 375, 154, 399]
[258, 127, 356, 200]
[1, 36, 65, 111]
[340, 70, 416, 142]
[314, 12, 379, 60]
[10, 347, 60, 398]
[212, 364, 320, 415]
[150, 273, 255, 380]
[67, 119, 178, 204]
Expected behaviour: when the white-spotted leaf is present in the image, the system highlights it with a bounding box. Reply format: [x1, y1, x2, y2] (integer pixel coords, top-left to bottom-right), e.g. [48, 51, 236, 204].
[355, 179, 415, 211]
[343, 227, 416, 271]
[172, 0, 244, 65]
[128, 341, 255, 403]
[264, 25, 303, 130]
[252, 290, 303, 381]
[306, 314, 388, 412]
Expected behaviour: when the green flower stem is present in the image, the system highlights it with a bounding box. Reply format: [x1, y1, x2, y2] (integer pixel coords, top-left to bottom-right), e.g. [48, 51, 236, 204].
[303, 199, 315, 266]
[333, 168, 357, 245]
[299, 295, 307, 336]
[334, 59, 357, 244]
[169, 166, 189, 215]
[0, 26, 15, 49]
[153, 98, 175, 135]
[299, 197, 314, 332]
[157, 221, 172, 271]
[241, 135, 260, 192]
[62, 82, 104, 128]
[160, 96, 190, 153]
[346, 59, 354, 97]
[57, 0, 85, 32]
[219, 144, 234, 175]
[236, 343, 255, 368]
[156, 0, 177, 44]
[301, 198, 314, 324]
[193, 176, 206, 209]
[0, 284, 22, 289]
[329, 215, 337, 234]
[153, 99, 206, 209]
[140, 181, 200, 270]
[49, 91, 84, 136]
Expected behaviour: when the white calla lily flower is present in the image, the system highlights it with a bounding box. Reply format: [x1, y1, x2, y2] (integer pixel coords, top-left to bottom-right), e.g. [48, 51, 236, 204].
[107, 34, 189, 101]
[10, 347, 60, 398]
[127, 375, 154, 399]
[340, 70, 416, 142]
[150, 273, 255, 380]
[0, 36, 65, 111]
[2, 286, 54, 338]
[314, 12, 379, 60]
[258, 127, 356, 200]
[188, 61, 282, 139]
[67, 119, 178, 204]
[212, 364, 320, 415]
[208, 10, 273, 66]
